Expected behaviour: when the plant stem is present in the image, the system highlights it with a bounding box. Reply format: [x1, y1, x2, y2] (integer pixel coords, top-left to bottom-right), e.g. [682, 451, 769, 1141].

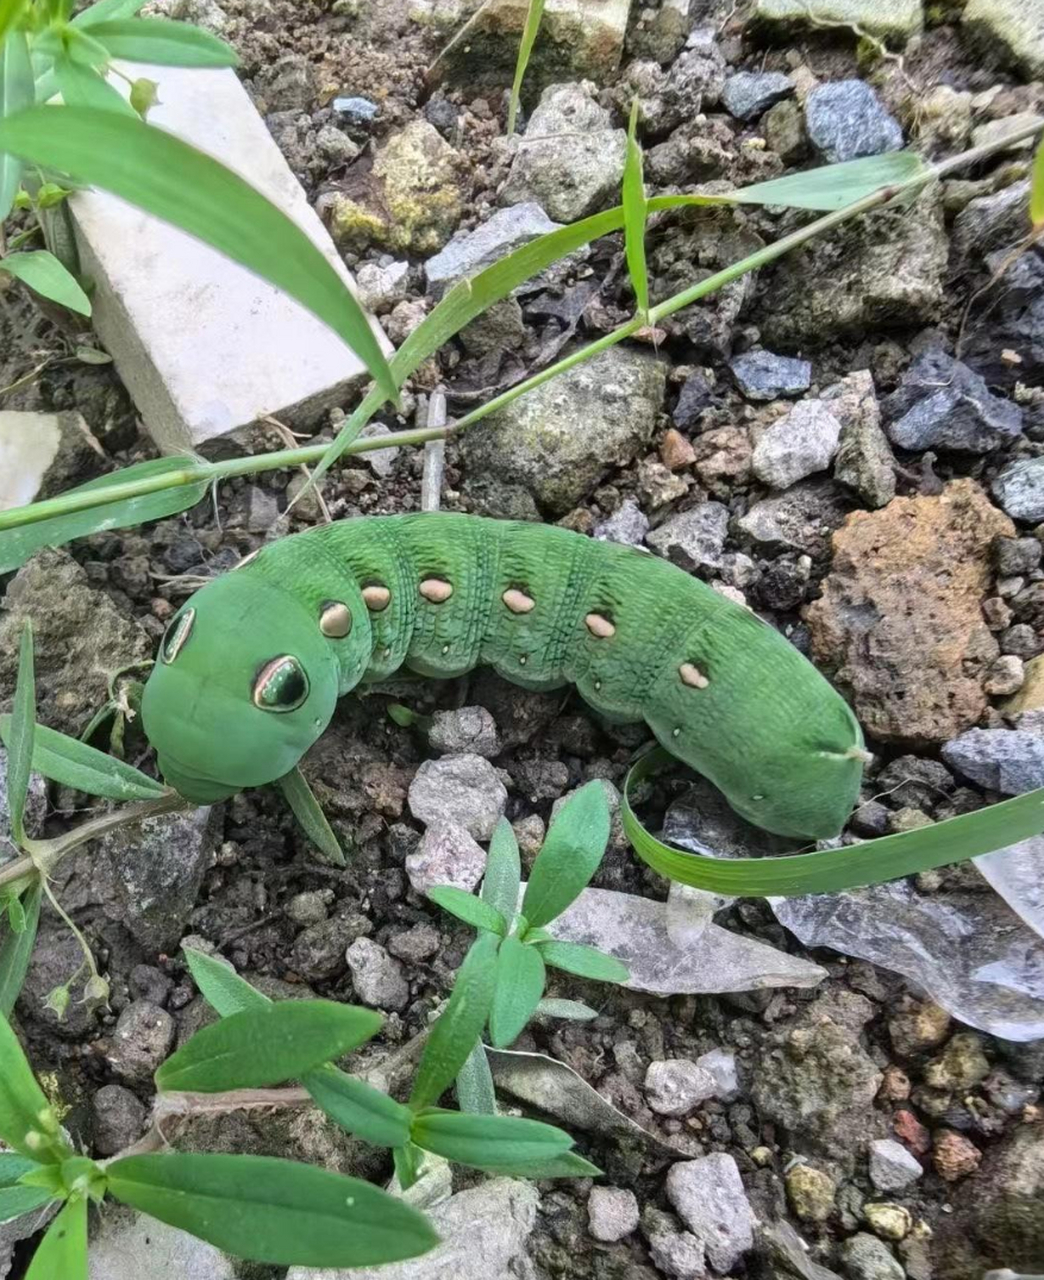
[0, 116, 1039, 537]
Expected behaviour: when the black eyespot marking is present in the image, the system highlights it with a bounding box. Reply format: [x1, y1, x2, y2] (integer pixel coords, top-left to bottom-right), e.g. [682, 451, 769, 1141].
[253, 655, 309, 712]
[161, 609, 195, 664]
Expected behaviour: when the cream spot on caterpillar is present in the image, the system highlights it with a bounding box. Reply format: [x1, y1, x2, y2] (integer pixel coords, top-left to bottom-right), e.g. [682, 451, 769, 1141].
[519, 655, 527, 665]
[442, 644, 450, 655]
[420, 578, 453, 603]
[362, 585, 391, 611]
[678, 662, 709, 689]
[585, 612, 616, 639]
[319, 601, 352, 638]
[594, 680, 602, 691]
[502, 588, 535, 614]
[672, 727, 681, 738]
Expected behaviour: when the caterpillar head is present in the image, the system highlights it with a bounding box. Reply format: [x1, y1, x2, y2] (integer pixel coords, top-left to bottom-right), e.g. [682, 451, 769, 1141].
[142, 569, 368, 803]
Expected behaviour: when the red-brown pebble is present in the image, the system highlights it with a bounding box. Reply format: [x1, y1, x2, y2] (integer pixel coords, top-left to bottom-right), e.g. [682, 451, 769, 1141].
[893, 1109, 931, 1155]
[660, 428, 696, 471]
[932, 1129, 982, 1181]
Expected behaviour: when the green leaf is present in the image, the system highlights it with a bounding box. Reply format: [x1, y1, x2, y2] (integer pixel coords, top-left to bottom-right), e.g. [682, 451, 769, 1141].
[623, 746, 1044, 894]
[0, 883, 42, 1018]
[455, 1039, 496, 1115]
[427, 885, 506, 935]
[55, 53, 136, 117]
[409, 932, 499, 1111]
[85, 18, 237, 67]
[622, 97, 648, 319]
[489, 936, 545, 1048]
[0, 716, 167, 801]
[411, 1108, 572, 1173]
[156, 1000, 382, 1093]
[0, 0, 28, 48]
[482, 1148, 602, 1178]
[392, 1142, 423, 1193]
[182, 946, 271, 1017]
[506, 0, 545, 134]
[25, 1195, 86, 1280]
[275, 767, 344, 866]
[106, 1152, 438, 1268]
[0, 30, 32, 222]
[0, 1153, 51, 1223]
[481, 818, 520, 925]
[0, 1152, 39, 1186]
[537, 941, 629, 984]
[0, 249, 91, 315]
[0, 455, 208, 574]
[6, 622, 35, 848]
[534, 997, 597, 1021]
[1032, 135, 1044, 229]
[0, 1011, 54, 1160]
[303, 1065, 412, 1148]
[71, 0, 147, 28]
[521, 781, 611, 929]
[0, 107, 398, 405]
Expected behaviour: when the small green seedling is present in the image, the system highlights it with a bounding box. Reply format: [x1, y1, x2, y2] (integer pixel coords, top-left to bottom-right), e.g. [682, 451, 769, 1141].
[427, 782, 630, 1052]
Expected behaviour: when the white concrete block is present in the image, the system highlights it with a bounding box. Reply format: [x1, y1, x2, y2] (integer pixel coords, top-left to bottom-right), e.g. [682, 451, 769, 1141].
[70, 65, 391, 453]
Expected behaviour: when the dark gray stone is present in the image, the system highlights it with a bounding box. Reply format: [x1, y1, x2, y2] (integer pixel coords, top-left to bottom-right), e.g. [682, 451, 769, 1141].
[426, 202, 560, 295]
[646, 502, 729, 572]
[93, 1084, 147, 1157]
[993, 457, 1044, 523]
[672, 371, 714, 427]
[593, 499, 650, 547]
[805, 80, 903, 164]
[730, 349, 811, 401]
[106, 1000, 176, 1083]
[942, 728, 1044, 795]
[722, 71, 794, 121]
[883, 351, 1023, 453]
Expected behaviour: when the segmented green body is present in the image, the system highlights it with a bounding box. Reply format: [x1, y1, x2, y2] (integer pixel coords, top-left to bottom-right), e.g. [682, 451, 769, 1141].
[141, 513, 864, 838]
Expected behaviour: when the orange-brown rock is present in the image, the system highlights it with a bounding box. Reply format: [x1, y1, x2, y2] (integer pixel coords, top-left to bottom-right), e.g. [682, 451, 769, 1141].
[806, 480, 1013, 746]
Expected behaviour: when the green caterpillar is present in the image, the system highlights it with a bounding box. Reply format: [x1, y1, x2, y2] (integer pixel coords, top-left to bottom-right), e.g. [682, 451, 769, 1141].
[141, 513, 866, 840]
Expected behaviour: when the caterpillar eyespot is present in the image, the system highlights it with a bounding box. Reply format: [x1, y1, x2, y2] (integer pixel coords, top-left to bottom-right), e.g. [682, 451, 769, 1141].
[141, 513, 865, 840]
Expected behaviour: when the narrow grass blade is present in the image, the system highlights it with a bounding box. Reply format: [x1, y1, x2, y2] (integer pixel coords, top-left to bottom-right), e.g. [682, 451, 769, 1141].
[0, 249, 91, 314]
[0, 716, 167, 801]
[276, 766, 344, 866]
[86, 17, 237, 67]
[427, 885, 506, 935]
[182, 945, 271, 1017]
[622, 97, 648, 320]
[107, 1152, 438, 1268]
[623, 747, 1044, 895]
[489, 936, 545, 1048]
[0, 107, 398, 404]
[507, 0, 545, 134]
[0, 882, 42, 1017]
[0, 29, 32, 220]
[0, 456, 208, 573]
[6, 623, 35, 847]
[156, 1000, 382, 1093]
[522, 781, 610, 929]
[25, 1196, 86, 1280]
[0, 1011, 54, 1159]
[304, 1064, 412, 1148]
[55, 53, 136, 117]
[1032, 135, 1044, 229]
[481, 818, 521, 925]
[455, 1039, 496, 1115]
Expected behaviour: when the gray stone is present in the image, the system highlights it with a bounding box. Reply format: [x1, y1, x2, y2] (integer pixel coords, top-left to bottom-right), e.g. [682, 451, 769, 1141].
[729, 349, 811, 401]
[672, 371, 714, 428]
[646, 502, 729, 573]
[840, 1231, 904, 1280]
[408, 754, 507, 841]
[941, 728, 1044, 795]
[332, 95, 378, 126]
[460, 296, 526, 357]
[869, 1138, 924, 1192]
[587, 1186, 639, 1242]
[290, 916, 357, 982]
[106, 1000, 176, 1083]
[315, 123, 361, 166]
[964, 0, 1044, 79]
[255, 53, 314, 112]
[358, 422, 401, 479]
[345, 937, 409, 1011]
[0, 410, 102, 511]
[752, 399, 842, 490]
[648, 1228, 707, 1278]
[883, 351, 1023, 453]
[429, 707, 500, 758]
[501, 82, 627, 223]
[764, 96, 809, 163]
[754, 0, 922, 42]
[665, 1154, 755, 1273]
[952, 180, 1032, 262]
[71, 67, 386, 451]
[93, 1084, 148, 1157]
[593, 499, 650, 547]
[406, 821, 488, 896]
[829, 371, 895, 509]
[722, 71, 794, 121]
[463, 345, 666, 516]
[287, 890, 331, 927]
[355, 260, 410, 313]
[287, 1177, 539, 1280]
[738, 478, 850, 557]
[806, 80, 903, 164]
[645, 1059, 718, 1116]
[88, 1205, 236, 1280]
[426, 203, 560, 295]
[993, 457, 1044, 523]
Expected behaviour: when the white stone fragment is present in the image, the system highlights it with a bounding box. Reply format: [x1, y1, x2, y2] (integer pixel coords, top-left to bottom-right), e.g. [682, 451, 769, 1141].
[868, 1138, 924, 1192]
[70, 65, 389, 452]
[645, 1059, 719, 1115]
[666, 1154, 756, 1273]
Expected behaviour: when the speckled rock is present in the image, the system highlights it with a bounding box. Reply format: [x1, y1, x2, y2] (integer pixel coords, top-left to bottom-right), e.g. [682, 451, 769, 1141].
[429, 707, 501, 758]
[993, 457, 1044, 523]
[752, 398, 842, 489]
[587, 1187, 639, 1242]
[942, 728, 1044, 795]
[722, 71, 793, 121]
[828, 371, 895, 509]
[807, 480, 1013, 745]
[730, 349, 811, 400]
[644, 1059, 718, 1116]
[785, 1163, 836, 1221]
[869, 1139, 923, 1192]
[883, 350, 1023, 453]
[738, 478, 852, 558]
[646, 502, 729, 573]
[345, 937, 409, 1011]
[425, 202, 560, 295]
[408, 754, 507, 840]
[964, 0, 1044, 79]
[665, 1154, 755, 1273]
[805, 80, 904, 163]
[105, 1001, 175, 1084]
[593, 499, 650, 546]
[841, 1231, 905, 1280]
[406, 821, 488, 895]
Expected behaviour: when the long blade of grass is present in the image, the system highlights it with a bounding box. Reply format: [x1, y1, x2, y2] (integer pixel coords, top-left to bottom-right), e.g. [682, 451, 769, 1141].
[0, 882, 41, 1017]
[85, 18, 238, 68]
[0, 29, 32, 221]
[275, 766, 344, 867]
[0, 716, 168, 801]
[5, 623, 34, 848]
[622, 747, 1044, 895]
[1032, 135, 1044, 229]
[507, 0, 545, 135]
[622, 98, 649, 321]
[0, 106, 398, 404]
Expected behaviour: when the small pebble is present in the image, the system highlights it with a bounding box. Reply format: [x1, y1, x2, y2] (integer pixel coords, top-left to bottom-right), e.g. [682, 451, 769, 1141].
[864, 1202, 913, 1241]
[587, 1187, 639, 1242]
[932, 1129, 982, 1181]
[785, 1163, 836, 1222]
[869, 1138, 923, 1192]
[644, 1059, 718, 1116]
